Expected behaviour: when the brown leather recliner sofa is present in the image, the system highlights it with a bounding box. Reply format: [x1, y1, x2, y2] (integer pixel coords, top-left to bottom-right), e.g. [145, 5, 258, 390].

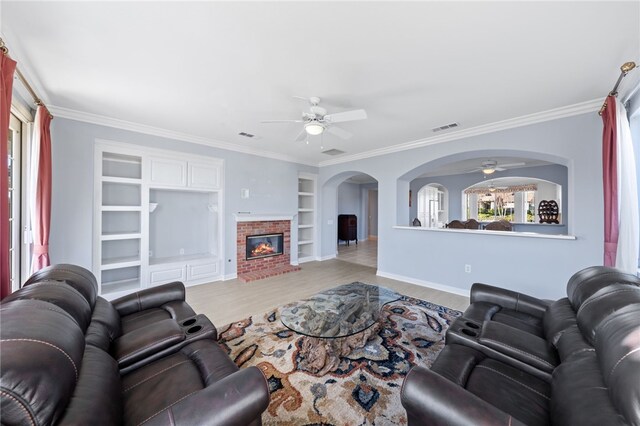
[1, 264, 270, 425]
[401, 266, 640, 425]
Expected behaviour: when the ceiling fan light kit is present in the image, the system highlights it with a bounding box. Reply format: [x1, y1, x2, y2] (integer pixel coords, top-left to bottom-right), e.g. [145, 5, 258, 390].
[304, 121, 324, 136]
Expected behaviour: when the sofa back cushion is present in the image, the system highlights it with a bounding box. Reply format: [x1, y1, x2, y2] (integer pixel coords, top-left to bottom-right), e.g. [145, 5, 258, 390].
[576, 284, 640, 345]
[566, 266, 640, 311]
[23, 264, 98, 309]
[1, 300, 85, 426]
[2, 280, 93, 332]
[595, 304, 640, 425]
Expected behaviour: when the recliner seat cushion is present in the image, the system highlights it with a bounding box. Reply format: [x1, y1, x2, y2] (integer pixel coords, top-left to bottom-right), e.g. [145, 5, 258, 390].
[121, 340, 239, 426]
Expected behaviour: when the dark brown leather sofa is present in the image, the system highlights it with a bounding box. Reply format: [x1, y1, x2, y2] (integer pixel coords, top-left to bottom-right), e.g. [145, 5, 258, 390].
[1, 264, 270, 425]
[401, 266, 640, 425]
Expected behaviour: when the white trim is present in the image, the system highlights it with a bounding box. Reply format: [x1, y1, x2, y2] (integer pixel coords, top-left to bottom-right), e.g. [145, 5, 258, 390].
[10, 101, 33, 124]
[319, 254, 337, 261]
[49, 105, 317, 166]
[223, 273, 238, 281]
[376, 270, 469, 297]
[319, 99, 602, 166]
[234, 213, 296, 222]
[392, 225, 576, 240]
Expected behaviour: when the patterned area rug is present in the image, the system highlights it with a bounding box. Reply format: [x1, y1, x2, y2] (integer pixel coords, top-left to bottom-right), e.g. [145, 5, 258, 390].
[217, 284, 462, 425]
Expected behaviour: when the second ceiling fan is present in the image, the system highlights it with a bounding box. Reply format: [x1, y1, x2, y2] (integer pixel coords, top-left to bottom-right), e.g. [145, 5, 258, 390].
[261, 97, 368, 142]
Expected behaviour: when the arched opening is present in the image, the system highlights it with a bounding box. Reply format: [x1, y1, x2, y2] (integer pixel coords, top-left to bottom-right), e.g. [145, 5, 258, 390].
[416, 183, 448, 228]
[321, 171, 379, 269]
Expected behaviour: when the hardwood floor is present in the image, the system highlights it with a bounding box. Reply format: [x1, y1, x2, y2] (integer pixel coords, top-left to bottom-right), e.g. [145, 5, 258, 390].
[186, 259, 470, 326]
[337, 238, 378, 268]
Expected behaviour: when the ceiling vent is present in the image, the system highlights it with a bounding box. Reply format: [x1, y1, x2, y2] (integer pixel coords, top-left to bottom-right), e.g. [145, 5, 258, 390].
[432, 122, 459, 132]
[322, 149, 345, 156]
[238, 132, 256, 138]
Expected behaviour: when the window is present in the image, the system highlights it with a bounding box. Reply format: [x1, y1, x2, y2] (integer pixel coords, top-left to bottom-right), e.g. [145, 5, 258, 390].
[417, 184, 448, 228]
[464, 177, 562, 224]
[7, 113, 23, 291]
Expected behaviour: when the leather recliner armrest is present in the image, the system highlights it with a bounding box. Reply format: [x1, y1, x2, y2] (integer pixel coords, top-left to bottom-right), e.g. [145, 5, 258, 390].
[470, 283, 550, 318]
[113, 318, 185, 369]
[401, 366, 524, 426]
[142, 366, 270, 426]
[112, 281, 187, 316]
[478, 321, 558, 373]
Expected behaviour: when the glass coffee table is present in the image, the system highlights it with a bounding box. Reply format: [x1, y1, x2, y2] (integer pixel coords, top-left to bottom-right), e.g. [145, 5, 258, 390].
[281, 282, 400, 374]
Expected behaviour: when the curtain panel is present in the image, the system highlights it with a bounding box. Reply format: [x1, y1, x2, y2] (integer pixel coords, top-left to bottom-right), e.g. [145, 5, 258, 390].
[614, 98, 639, 273]
[30, 105, 52, 273]
[602, 95, 619, 267]
[1, 54, 17, 299]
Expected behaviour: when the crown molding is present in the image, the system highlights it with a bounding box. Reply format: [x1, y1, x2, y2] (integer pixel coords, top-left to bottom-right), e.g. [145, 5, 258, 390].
[48, 105, 317, 167]
[318, 99, 602, 167]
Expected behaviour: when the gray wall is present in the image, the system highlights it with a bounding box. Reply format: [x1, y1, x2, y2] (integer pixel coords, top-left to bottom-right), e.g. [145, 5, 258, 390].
[409, 164, 568, 234]
[337, 182, 364, 240]
[49, 118, 317, 276]
[628, 92, 640, 268]
[318, 112, 603, 299]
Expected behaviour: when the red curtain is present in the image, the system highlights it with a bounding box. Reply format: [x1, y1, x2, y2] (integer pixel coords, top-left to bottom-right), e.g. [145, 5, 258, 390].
[602, 95, 619, 267]
[1, 53, 17, 299]
[31, 106, 53, 272]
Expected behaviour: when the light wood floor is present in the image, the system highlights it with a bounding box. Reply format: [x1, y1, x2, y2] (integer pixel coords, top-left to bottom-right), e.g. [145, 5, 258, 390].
[337, 238, 378, 268]
[186, 259, 469, 326]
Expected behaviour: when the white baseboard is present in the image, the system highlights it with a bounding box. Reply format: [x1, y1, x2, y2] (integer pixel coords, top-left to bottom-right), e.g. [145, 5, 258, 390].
[223, 273, 238, 281]
[376, 270, 469, 297]
[319, 254, 337, 261]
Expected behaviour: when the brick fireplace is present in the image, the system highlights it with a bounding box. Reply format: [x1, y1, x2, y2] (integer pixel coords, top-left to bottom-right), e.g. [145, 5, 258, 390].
[235, 215, 300, 283]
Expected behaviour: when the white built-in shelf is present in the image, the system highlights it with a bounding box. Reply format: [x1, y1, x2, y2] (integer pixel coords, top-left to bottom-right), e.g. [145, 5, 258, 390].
[298, 208, 313, 212]
[298, 192, 314, 196]
[101, 257, 142, 270]
[298, 225, 314, 229]
[101, 233, 142, 241]
[103, 156, 141, 165]
[101, 278, 140, 295]
[101, 206, 142, 212]
[101, 176, 142, 184]
[298, 240, 314, 245]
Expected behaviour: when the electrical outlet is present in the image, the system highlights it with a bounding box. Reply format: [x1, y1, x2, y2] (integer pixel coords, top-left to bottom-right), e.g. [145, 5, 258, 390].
[180, 248, 185, 255]
[464, 264, 471, 273]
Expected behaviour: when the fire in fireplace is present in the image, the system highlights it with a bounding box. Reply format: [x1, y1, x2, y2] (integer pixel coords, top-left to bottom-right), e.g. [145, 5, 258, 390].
[246, 233, 284, 260]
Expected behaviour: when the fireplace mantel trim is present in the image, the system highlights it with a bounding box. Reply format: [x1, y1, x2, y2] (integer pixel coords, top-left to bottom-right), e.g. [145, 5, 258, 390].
[234, 213, 296, 222]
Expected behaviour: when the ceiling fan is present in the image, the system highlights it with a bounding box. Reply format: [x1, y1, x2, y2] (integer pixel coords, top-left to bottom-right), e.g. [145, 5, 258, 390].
[466, 160, 526, 175]
[261, 96, 367, 142]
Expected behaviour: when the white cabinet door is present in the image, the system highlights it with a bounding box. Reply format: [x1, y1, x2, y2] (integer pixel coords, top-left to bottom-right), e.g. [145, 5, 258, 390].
[187, 162, 220, 190]
[149, 157, 187, 187]
[149, 265, 187, 285]
[187, 262, 218, 281]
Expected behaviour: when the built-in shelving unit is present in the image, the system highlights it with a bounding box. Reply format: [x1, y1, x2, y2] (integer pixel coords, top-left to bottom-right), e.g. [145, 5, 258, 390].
[297, 173, 317, 263]
[94, 141, 224, 299]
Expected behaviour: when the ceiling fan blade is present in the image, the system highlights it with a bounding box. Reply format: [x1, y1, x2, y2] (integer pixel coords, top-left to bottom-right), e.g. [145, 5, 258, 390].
[496, 162, 526, 169]
[324, 109, 367, 123]
[261, 119, 304, 123]
[294, 128, 307, 142]
[327, 125, 352, 140]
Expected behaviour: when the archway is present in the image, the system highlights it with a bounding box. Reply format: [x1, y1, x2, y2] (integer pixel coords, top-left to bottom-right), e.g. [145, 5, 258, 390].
[321, 171, 379, 269]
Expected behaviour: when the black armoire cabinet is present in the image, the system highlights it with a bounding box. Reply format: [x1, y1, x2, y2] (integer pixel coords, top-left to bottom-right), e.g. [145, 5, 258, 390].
[338, 214, 358, 246]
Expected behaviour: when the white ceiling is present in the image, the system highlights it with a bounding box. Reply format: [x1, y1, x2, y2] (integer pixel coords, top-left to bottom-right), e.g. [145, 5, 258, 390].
[2, 2, 639, 166]
[417, 156, 553, 178]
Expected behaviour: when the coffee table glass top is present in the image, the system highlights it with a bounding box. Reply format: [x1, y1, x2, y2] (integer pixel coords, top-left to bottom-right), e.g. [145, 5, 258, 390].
[280, 282, 401, 338]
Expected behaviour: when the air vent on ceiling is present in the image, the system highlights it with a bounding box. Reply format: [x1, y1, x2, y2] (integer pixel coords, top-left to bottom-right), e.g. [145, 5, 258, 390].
[238, 132, 255, 138]
[322, 149, 345, 156]
[432, 122, 459, 132]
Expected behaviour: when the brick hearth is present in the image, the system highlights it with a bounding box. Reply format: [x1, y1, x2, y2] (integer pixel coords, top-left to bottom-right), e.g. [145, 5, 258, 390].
[236, 219, 300, 283]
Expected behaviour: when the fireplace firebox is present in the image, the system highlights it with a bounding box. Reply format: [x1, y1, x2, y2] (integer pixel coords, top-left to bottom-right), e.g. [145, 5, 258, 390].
[246, 233, 284, 260]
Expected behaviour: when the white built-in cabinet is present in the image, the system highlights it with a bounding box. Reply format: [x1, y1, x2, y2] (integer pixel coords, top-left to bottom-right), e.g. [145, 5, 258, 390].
[297, 173, 317, 263]
[94, 141, 224, 299]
